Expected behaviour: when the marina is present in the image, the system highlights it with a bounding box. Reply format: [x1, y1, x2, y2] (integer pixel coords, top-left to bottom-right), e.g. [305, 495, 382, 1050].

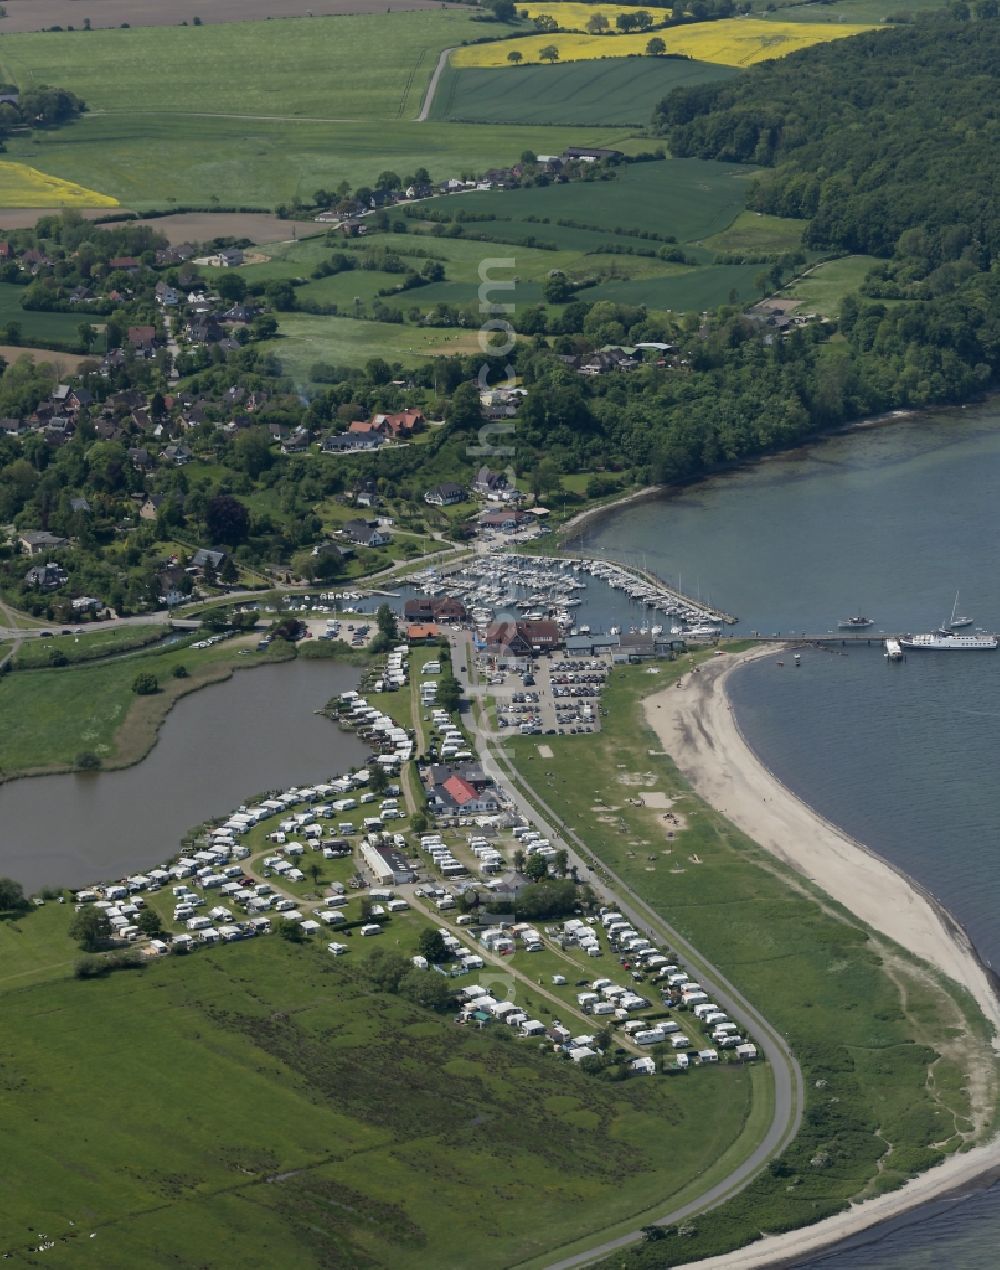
[401, 550, 736, 642]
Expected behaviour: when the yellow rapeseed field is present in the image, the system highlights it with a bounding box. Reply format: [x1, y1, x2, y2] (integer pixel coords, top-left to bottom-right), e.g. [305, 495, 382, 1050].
[452, 18, 878, 68]
[520, 2, 662, 29]
[0, 162, 119, 208]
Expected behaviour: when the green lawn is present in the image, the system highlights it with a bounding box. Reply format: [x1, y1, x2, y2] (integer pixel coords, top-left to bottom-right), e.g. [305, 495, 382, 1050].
[0, 281, 89, 346]
[0, 13, 522, 121]
[0, 918, 756, 1268]
[6, 115, 633, 211]
[781, 254, 881, 316]
[501, 658, 998, 1265]
[430, 56, 739, 127]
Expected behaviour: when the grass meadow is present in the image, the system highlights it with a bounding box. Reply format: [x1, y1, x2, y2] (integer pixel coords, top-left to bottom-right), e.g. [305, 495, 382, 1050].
[0, 905, 756, 1266]
[430, 57, 738, 127]
[3, 116, 632, 211]
[0, 12, 522, 121]
[502, 658, 997, 1263]
[0, 635, 294, 777]
[780, 254, 882, 316]
[758, 0, 948, 21]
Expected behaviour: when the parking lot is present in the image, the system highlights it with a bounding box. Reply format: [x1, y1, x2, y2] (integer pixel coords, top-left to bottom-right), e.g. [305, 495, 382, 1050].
[484, 651, 611, 737]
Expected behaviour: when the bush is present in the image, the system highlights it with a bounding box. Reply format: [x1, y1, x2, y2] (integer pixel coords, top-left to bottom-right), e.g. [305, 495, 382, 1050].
[171, 664, 189, 678]
[75, 751, 101, 771]
[74, 954, 110, 979]
[132, 671, 159, 695]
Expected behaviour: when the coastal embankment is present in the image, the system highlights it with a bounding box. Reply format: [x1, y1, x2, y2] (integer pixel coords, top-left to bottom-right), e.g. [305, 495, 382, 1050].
[647, 646, 1000, 1268]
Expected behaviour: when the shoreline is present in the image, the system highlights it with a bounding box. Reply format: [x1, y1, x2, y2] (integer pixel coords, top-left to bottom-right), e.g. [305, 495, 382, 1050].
[558, 394, 998, 551]
[644, 646, 1000, 1268]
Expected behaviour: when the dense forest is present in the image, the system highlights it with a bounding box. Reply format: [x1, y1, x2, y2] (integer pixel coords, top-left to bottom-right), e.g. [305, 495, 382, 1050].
[657, 14, 1000, 295]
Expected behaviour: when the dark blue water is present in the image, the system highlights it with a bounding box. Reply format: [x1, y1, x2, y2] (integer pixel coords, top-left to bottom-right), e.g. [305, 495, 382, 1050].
[588, 403, 1000, 1268]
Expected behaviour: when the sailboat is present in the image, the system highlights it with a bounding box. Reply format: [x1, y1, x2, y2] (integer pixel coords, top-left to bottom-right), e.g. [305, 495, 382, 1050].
[940, 590, 974, 632]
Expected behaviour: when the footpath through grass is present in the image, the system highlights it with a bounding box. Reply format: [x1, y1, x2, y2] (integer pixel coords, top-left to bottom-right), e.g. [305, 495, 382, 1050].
[504, 657, 998, 1264]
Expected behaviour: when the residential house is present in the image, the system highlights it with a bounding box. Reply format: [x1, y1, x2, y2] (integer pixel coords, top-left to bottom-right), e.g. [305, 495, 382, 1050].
[69, 496, 91, 514]
[24, 561, 68, 590]
[109, 256, 141, 273]
[371, 409, 424, 439]
[128, 325, 158, 353]
[343, 519, 391, 548]
[322, 431, 381, 453]
[424, 482, 465, 507]
[160, 444, 193, 466]
[128, 446, 151, 471]
[155, 281, 180, 307]
[191, 548, 227, 572]
[18, 531, 69, 557]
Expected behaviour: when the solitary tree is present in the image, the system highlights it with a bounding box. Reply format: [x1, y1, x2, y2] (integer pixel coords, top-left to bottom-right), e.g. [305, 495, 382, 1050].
[137, 907, 163, 937]
[586, 12, 610, 32]
[507, 49, 524, 64]
[554, 847, 569, 876]
[418, 928, 450, 963]
[635, 10, 654, 28]
[645, 36, 667, 55]
[525, 853, 549, 883]
[0, 877, 28, 912]
[539, 43, 560, 62]
[513, 847, 526, 873]
[399, 969, 455, 1012]
[69, 904, 112, 951]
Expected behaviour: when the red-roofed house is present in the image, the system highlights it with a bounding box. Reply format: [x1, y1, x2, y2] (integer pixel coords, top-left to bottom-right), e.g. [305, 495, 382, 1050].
[406, 622, 441, 644]
[373, 409, 425, 439]
[441, 774, 500, 813]
[348, 419, 388, 437]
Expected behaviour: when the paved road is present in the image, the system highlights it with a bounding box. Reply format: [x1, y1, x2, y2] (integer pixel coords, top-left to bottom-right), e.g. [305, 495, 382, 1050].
[417, 47, 455, 122]
[456, 639, 804, 1268]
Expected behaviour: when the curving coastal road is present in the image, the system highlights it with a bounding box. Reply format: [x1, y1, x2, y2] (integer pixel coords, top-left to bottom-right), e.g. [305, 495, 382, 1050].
[456, 638, 804, 1268]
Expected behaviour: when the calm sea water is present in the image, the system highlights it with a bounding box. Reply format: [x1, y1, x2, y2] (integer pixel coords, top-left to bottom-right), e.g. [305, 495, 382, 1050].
[587, 403, 1000, 1268]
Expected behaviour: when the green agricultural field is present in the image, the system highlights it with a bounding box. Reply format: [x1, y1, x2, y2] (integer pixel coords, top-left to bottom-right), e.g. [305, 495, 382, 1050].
[502, 661, 999, 1266]
[781, 253, 881, 316]
[700, 209, 806, 253]
[5, 115, 633, 211]
[0, 919, 758, 1267]
[261, 312, 488, 377]
[0, 282, 89, 347]
[430, 56, 739, 127]
[594, 263, 765, 311]
[0, 636, 292, 778]
[758, 0, 947, 21]
[0, 13, 522, 121]
[425, 158, 755, 245]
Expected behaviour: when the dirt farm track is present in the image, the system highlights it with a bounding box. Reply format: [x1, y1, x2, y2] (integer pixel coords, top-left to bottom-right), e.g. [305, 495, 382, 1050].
[0, 0, 458, 33]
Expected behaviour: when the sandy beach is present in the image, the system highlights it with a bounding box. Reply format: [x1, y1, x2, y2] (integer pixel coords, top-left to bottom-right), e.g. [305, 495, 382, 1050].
[644, 646, 1000, 1267]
